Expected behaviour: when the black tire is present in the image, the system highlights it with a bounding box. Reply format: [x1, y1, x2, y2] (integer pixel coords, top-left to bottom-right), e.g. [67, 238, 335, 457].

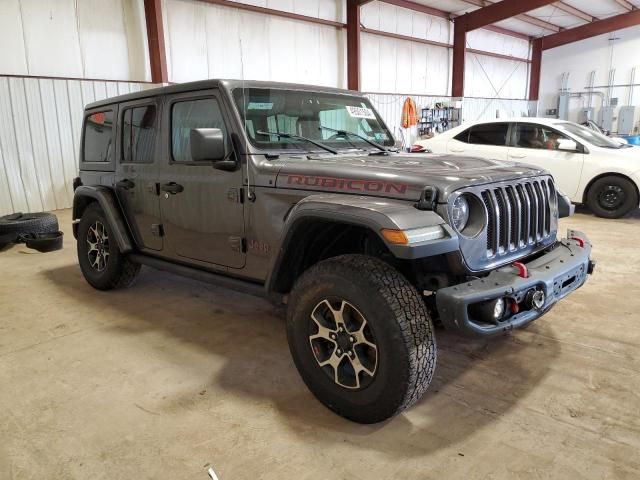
[286, 254, 437, 424]
[0, 212, 58, 235]
[77, 203, 140, 290]
[586, 175, 639, 219]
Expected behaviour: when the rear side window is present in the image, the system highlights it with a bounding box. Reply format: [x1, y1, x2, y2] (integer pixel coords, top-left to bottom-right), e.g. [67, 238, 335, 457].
[171, 98, 228, 163]
[122, 105, 157, 163]
[454, 128, 470, 143]
[83, 110, 114, 162]
[467, 123, 509, 146]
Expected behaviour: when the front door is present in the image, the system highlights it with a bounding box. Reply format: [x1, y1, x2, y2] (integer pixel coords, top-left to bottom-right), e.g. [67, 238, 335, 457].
[114, 99, 163, 251]
[158, 90, 245, 269]
[508, 122, 584, 197]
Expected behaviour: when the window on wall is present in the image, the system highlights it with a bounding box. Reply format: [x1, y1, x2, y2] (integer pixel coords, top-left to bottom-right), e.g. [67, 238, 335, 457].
[122, 105, 157, 163]
[467, 123, 509, 146]
[83, 110, 114, 162]
[171, 98, 228, 162]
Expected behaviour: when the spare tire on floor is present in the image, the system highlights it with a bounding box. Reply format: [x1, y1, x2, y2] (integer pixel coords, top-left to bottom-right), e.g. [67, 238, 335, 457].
[0, 212, 61, 251]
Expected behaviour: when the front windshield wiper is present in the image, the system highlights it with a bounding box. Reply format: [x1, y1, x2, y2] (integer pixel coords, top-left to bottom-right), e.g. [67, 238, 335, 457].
[319, 125, 395, 154]
[256, 130, 338, 155]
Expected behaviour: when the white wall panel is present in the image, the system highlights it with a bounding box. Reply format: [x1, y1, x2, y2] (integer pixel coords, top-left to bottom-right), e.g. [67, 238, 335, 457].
[0, 76, 156, 215]
[164, 0, 345, 88]
[0, 0, 150, 81]
[466, 29, 530, 59]
[465, 53, 528, 99]
[0, 0, 28, 75]
[360, 32, 450, 96]
[225, 0, 345, 22]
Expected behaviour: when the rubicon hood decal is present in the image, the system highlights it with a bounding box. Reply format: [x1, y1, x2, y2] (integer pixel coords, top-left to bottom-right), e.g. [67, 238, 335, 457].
[286, 174, 408, 194]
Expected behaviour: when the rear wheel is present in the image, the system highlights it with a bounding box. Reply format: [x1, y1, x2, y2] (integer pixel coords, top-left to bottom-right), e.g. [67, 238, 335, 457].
[286, 254, 437, 424]
[77, 203, 140, 290]
[587, 175, 638, 218]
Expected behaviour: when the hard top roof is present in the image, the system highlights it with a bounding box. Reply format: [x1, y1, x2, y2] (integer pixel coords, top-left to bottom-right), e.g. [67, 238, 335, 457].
[85, 79, 363, 110]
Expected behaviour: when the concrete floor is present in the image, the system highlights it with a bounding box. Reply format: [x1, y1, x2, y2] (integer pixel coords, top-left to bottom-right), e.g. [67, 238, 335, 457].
[1, 208, 639, 480]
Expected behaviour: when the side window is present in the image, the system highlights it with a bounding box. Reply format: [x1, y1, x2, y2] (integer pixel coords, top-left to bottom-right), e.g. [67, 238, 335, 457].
[467, 123, 509, 146]
[83, 110, 114, 162]
[122, 105, 157, 163]
[454, 128, 470, 143]
[514, 123, 569, 151]
[171, 98, 228, 163]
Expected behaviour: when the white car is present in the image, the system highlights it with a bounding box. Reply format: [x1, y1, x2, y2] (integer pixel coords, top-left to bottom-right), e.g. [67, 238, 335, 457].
[413, 118, 640, 218]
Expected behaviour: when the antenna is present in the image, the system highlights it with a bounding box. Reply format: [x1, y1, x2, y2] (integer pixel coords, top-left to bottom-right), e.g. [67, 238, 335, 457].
[239, 35, 255, 202]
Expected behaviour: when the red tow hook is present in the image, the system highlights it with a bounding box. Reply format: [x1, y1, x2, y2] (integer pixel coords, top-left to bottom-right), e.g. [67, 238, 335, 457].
[570, 236, 585, 248]
[512, 261, 529, 278]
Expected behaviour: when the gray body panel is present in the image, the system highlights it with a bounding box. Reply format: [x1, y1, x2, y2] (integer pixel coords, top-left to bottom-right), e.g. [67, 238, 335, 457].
[73, 79, 594, 337]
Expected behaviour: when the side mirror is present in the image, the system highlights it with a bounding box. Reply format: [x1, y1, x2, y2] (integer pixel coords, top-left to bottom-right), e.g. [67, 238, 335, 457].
[557, 138, 578, 152]
[190, 128, 225, 162]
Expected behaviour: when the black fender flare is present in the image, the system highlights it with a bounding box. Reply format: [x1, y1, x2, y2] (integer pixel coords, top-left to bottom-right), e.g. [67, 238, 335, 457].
[266, 193, 458, 292]
[72, 186, 134, 253]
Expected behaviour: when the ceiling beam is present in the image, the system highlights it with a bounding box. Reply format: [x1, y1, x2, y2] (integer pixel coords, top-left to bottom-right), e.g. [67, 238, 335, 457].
[460, 0, 561, 33]
[613, 0, 635, 11]
[541, 9, 640, 50]
[458, 0, 559, 32]
[554, 2, 594, 23]
[377, 0, 532, 39]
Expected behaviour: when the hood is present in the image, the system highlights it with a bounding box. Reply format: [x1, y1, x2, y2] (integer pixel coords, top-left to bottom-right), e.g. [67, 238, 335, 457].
[274, 153, 547, 201]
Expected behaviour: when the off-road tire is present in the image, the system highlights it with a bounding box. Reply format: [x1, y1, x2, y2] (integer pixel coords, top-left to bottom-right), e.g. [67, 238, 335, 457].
[587, 175, 638, 219]
[77, 203, 140, 290]
[0, 212, 58, 236]
[287, 254, 437, 424]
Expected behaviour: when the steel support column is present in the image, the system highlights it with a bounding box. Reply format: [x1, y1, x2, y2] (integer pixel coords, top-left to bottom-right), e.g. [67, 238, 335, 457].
[347, 0, 361, 91]
[452, 18, 467, 98]
[529, 38, 543, 100]
[144, 0, 168, 84]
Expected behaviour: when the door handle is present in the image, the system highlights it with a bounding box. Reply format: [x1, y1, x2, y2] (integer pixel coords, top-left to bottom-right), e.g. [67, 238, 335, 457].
[509, 153, 527, 159]
[116, 179, 135, 190]
[161, 182, 184, 194]
[450, 148, 465, 153]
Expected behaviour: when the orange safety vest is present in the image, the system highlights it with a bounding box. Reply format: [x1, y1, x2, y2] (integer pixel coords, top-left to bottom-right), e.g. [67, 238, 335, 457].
[401, 97, 418, 129]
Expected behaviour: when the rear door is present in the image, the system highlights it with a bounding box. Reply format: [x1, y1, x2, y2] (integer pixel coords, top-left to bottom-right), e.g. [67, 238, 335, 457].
[114, 98, 163, 251]
[447, 122, 510, 160]
[158, 89, 246, 269]
[508, 122, 584, 197]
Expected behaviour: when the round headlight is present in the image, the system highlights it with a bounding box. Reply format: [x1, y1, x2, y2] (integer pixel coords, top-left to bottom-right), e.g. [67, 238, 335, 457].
[451, 195, 470, 231]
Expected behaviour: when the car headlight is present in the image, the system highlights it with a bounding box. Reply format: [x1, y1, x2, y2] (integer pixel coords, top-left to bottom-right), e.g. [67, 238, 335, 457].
[451, 195, 470, 231]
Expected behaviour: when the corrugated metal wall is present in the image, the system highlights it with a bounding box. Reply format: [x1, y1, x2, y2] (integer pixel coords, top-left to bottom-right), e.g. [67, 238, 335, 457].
[0, 76, 153, 215]
[367, 92, 533, 147]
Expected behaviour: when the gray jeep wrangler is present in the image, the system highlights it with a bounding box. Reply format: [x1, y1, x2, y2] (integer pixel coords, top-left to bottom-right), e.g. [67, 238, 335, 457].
[72, 80, 594, 424]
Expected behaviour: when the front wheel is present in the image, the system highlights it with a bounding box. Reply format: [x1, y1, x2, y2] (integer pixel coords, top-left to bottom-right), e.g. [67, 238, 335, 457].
[286, 254, 437, 424]
[77, 203, 141, 290]
[586, 175, 639, 218]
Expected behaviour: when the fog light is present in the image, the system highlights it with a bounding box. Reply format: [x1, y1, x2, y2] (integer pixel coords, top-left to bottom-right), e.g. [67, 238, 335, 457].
[525, 289, 545, 311]
[472, 298, 506, 324]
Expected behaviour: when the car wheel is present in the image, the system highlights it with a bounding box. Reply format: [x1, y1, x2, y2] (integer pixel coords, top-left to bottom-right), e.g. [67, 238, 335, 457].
[587, 175, 638, 219]
[77, 203, 141, 290]
[287, 254, 437, 424]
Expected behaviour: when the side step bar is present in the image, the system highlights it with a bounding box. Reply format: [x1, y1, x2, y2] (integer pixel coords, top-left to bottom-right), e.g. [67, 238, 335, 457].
[128, 253, 278, 301]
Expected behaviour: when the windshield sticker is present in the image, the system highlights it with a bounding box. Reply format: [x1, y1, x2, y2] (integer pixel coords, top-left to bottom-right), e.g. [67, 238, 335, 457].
[248, 102, 273, 110]
[346, 106, 376, 119]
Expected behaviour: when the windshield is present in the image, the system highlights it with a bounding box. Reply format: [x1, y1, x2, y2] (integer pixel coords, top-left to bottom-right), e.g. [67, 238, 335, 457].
[556, 121, 623, 149]
[233, 88, 394, 151]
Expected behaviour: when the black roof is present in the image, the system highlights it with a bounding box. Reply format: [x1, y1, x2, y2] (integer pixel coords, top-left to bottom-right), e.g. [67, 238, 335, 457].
[86, 79, 363, 110]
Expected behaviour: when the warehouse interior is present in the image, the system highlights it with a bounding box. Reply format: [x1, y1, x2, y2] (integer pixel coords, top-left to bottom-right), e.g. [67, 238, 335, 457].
[1, 1, 639, 479]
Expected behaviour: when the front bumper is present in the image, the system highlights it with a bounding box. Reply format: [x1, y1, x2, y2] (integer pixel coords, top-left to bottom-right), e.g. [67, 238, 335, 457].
[436, 229, 594, 336]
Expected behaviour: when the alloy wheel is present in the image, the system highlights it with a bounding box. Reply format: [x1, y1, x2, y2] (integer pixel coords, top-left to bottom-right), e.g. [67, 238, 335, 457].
[86, 221, 110, 272]
[308, 299, 378, 390]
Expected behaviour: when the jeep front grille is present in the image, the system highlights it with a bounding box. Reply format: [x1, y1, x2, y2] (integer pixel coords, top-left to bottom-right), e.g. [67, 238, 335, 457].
[480, 178, 556, 258]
